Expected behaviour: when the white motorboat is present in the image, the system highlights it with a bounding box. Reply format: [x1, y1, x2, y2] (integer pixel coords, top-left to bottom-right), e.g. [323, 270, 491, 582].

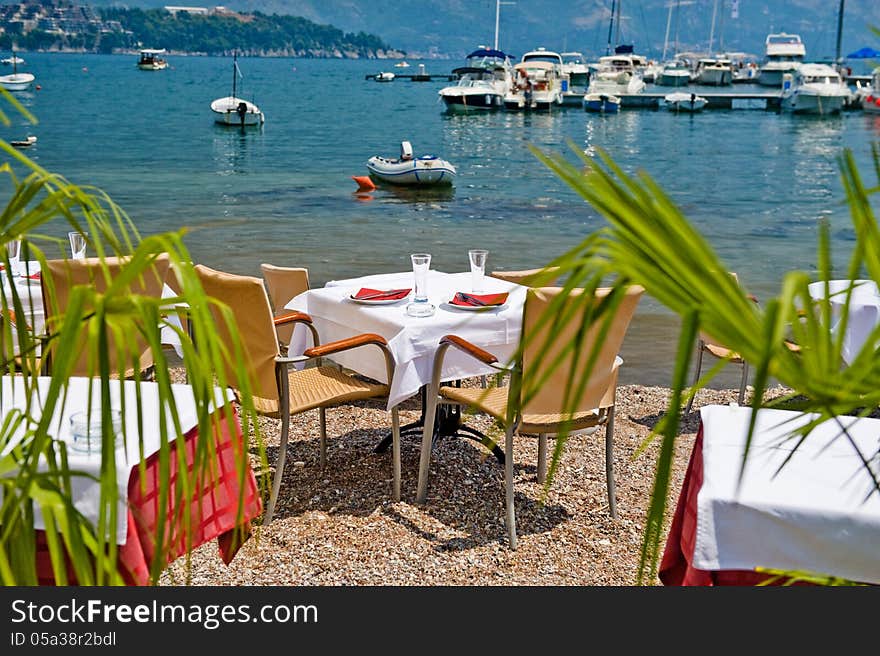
[375, 71, 395, 82]
[137, 49, 168, 70]
[780, 63, 852, 116]
[657, 59, 692, 87]
[0, 53, 33, 92]
[725, 52, 761, 83]
[366, 141, 456, 186]
[394, 61, 410, 68]
[211, 52, 264, 126]
[10, 135, 36, 148]
[861, 67, 880, 114]
[583, 93, 620, 113]
[665, 92, 707, 112]
[586, 54, 646, 97]
[561, 52, 590, 88]
[504, 48, 566, 110]
[1, 55, 24, 66]
[438, 48, 512, 112]
[696, 58, 733, 86]
[758, 33, 805, 87]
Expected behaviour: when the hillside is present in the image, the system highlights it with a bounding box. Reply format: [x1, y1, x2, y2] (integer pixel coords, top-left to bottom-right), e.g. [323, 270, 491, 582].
[82, 1, 880, 61]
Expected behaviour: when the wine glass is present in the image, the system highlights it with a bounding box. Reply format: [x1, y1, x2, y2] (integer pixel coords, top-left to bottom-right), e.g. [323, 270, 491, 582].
[406, 253, 435, 317]
[468, 249, 488, 293]
[68, 231, 87, 260]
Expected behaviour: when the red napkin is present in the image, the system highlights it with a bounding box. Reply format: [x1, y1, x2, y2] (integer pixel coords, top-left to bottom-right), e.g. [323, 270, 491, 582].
[353, 287, 411, 301]
[451, 291, 509, 307]
[21, 271, 41, 280]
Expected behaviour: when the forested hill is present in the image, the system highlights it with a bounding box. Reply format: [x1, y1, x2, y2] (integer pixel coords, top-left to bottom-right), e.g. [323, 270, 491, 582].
[98, 8, 400, 57]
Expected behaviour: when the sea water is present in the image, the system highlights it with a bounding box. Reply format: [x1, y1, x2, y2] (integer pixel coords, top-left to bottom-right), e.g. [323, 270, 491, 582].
[3, 53, 879, 385]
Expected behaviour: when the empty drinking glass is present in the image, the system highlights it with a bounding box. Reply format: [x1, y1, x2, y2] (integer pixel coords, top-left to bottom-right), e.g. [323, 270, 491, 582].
[68, 231, 87, 260]
[468, 249, 489, 292]
[69, 409, 123, 455]
[6, 238, 21, 276]
[406, 253, 435, 317]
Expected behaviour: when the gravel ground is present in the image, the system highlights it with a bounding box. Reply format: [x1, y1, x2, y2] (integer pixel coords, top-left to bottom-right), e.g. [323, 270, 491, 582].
[161, 378, 789, 586]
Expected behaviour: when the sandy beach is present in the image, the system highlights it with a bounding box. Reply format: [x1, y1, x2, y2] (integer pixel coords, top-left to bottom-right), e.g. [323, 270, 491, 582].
[161, 380, 785, 586]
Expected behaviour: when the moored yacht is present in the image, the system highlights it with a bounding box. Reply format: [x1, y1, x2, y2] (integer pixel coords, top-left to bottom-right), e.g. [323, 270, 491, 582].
[137, 49, 168, 70]
[657, 59, 692, 87]
[504, 48, 565, 110]
[860, 67, 880, 114]
[780, 63, 851, 115]
[438, 48, 512, 112]
[696, 58, 733, 85]
[561, 51, 590, 88]
[759, 33, 805, 87]
[587, 54, 646, 96]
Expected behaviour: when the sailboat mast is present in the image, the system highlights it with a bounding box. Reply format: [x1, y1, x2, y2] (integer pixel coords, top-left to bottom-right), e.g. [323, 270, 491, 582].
[662, 1, 673, 61]
[232, 51, 237, 99]
[718, 0, 726, 52]
[835, 0, 845, 66]
[673, 0, 681, 57]
[614, 0, 622, 48]
[708, 0, 718, 53]
[606, 0, 616, 55]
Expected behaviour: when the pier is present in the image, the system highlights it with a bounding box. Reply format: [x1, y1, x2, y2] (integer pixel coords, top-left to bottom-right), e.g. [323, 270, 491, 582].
[365, 72, 457, 82]
[562, 90, 785, 110]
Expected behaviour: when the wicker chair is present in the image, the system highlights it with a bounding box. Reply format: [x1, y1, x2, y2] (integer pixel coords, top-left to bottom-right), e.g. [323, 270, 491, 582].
[416, 284, 643, 548]
[260, 263, 311, 349]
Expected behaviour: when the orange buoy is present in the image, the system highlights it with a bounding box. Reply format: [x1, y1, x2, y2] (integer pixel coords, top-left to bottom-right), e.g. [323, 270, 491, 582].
[35, 84, 41, 90]
[352, 175, 376, 192]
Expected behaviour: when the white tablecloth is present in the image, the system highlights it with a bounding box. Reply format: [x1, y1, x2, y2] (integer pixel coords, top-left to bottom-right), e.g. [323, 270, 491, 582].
[807, 279, 880, 364]
[695, 404, 880, 583]
[0, 376, 229, 544]
[286, 270, 528, 409]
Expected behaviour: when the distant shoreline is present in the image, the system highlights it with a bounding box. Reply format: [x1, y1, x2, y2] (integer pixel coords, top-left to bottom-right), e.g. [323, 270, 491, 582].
[9, 48, 454, 60]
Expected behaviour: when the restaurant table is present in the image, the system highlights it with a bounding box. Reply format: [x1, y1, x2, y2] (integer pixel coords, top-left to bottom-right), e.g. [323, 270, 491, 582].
[1, 376, 262, 585]
[286, 270, 529, 410]
[807, 279, 880, 364]
[660, 404, 880, 586]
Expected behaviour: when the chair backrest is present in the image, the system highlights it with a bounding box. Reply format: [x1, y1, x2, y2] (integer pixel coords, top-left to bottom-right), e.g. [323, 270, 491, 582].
[195, 264, 282, 413]
[520, 285, 643, 416]
[42, 254, 170, 377]
[699, 272, 743, 349]
[490, 267, 561, 287]
[260, 263, 310, 346]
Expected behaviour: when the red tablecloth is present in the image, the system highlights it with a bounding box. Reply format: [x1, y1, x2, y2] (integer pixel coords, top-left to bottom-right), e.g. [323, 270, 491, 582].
[35, 406, 262, 585]
[659, 425, 779, 586]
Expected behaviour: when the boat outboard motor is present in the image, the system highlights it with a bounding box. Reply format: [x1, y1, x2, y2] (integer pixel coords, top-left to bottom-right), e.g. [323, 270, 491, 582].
[236, 101, 248, 125]
[400, 140, 413, 161]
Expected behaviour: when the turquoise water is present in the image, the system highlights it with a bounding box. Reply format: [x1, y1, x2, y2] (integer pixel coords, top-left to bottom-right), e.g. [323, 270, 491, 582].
[4, 53, 880, 385]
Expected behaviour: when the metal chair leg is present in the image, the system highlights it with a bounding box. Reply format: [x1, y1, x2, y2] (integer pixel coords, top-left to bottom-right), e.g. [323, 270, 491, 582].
[685, 341, 705, 414]
[319, 406, 327, 469]
[416, 395, 441, 504]
[391, 406, 401, 502]
[265, 405, 290, 524]
[738, 361, 749, 405]
[536, 433, 548, 484]
[605, 406, 617, 519]
[505, 421, 518, 549]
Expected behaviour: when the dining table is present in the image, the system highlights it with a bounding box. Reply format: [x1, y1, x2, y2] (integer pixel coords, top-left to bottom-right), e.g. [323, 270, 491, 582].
[806, 278, 880, 365]
[285, 269, 529, 411]
[660, 404, 880, 586]
[2, 375, 262, 585]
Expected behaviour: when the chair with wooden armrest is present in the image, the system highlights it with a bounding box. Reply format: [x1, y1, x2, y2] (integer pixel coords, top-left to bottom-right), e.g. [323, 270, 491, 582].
[416, 284, 644, 549]
[260, 263, 311, 350]
[41, 254, 170, 379]
[195, 264, 400, 524]
[490, 266, 561, 287]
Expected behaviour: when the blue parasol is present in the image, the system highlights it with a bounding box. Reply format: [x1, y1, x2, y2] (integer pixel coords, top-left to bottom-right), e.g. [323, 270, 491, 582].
[846, 47, 880, 59]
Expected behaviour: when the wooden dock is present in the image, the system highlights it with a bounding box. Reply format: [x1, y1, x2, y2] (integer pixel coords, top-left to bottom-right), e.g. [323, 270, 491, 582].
[563, 90, 784, 110]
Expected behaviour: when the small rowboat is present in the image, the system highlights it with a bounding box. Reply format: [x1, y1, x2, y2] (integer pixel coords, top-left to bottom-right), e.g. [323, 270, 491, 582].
[583, 92, 620, 113]
[366, 141, 456, 186]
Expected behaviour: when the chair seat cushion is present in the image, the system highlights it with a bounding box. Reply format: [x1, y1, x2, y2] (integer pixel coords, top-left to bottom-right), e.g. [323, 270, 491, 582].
[439, 384, 604, 434]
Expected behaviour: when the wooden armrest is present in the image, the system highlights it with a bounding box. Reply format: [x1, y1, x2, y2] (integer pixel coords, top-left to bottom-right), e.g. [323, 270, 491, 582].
[303, 333, 387, 358]
[4, 310, 31, 330]
[440, 334, 498, 365]
[274, 311, 311, 326]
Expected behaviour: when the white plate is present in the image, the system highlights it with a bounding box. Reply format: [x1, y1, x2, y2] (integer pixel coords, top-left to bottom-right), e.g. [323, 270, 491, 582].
[349, 294, 409, 305]
[443, 299, 508, 312]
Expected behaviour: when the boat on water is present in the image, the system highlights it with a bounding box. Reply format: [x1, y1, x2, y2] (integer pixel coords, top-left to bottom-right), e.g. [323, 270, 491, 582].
[665, 92, 707, 112]
[0, 52, 33, 92]
[561, 52, 590, 88]
[780, 63, 852, 115]
[375, 71, 395, 82]
[394, 61, 410, 68]
[860, 67, 880, 114]
[137, 49, 168, 70]
[504, 48, 566, 110]
[1, 55, 24, 66]
[586, 54, 646, 97]
[583, 92, 620, 113]
[725, 52, 761, 83]
[438, 48, 512, 112]
[211, 52, 264, 126]
[696, 58, 733, 86]
[366, 141, 455, 186]
[657, 58, 693, 87]
[759, 33, 805, 88]
[10, 135, 36, 148]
